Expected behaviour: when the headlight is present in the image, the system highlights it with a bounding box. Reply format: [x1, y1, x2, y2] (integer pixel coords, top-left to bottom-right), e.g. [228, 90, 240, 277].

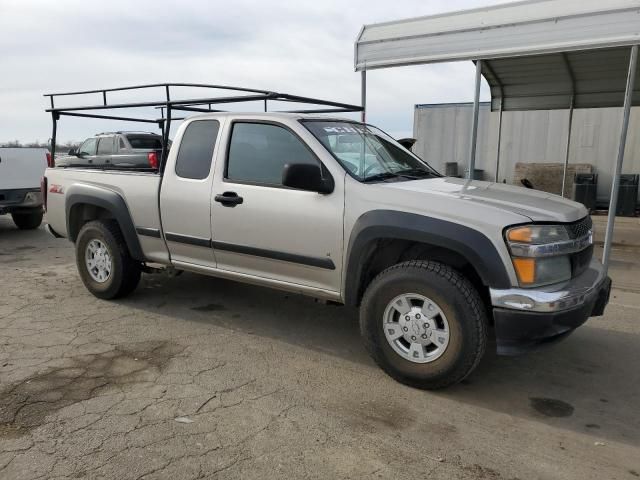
[506, 225, 569, 244]
[506, 225, 574, 288]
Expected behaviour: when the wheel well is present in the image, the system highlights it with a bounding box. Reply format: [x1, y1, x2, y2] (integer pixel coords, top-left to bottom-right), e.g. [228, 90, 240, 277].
[355, 239, 492, 321]
[68, 203, 116, 242]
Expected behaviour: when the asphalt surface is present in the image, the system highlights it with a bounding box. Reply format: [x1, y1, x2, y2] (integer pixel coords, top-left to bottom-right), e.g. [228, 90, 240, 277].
[1, 215, 639, 479]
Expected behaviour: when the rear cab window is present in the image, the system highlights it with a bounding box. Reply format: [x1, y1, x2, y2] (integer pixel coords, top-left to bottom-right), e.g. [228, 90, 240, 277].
[175, 120, 220, 180]
[126, 135, 163, 150]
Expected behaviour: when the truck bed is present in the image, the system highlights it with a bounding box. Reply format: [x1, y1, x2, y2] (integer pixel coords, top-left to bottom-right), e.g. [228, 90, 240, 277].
[45, 168, 169, 263]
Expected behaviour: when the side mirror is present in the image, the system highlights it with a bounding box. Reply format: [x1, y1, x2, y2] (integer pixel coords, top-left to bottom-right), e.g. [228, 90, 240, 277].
[67, 148, 76, 156]
[397, 137, 416, 149]
[282, 163, 334, 194]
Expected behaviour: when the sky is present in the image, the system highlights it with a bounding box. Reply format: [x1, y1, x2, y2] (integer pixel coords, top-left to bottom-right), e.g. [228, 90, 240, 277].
[0, 0, 509, 144]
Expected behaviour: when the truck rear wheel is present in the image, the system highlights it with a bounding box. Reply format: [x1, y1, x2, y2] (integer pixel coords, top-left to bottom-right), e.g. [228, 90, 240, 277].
[360, 260, 487, 389]
[11, 209, 43, 230]
[75, 220, 141, 299]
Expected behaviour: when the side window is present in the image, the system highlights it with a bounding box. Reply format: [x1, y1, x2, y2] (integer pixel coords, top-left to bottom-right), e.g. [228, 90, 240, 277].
[97, 137, 114, 155]
[119, 137, 126, 149]
[79, 138, 97, 155]
[227, 122, 318, 185]
[175, 120, 220, 180]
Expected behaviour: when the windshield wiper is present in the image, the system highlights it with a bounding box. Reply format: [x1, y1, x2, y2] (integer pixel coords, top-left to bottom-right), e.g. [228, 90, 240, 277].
[394, 168, 434, 178]
[362, 168, 435, 183]
[362, 172, 402, 183]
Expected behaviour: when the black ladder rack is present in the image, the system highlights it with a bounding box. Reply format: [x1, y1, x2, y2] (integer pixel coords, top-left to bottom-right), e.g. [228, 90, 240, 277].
[44, 82, 363, 170]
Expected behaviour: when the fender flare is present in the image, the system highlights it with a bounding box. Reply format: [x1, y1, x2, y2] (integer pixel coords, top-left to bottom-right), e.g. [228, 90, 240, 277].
[65, 184, 145, 261]
[343, 210, 512, 306]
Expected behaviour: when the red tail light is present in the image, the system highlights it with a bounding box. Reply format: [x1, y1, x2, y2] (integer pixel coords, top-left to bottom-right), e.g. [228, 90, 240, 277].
[46, 151, 54, 168]
[148, 152, 159, 169]
[41, 176, 48, 211]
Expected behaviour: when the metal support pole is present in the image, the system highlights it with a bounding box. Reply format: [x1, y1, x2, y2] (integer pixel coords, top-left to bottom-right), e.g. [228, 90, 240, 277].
[360, 70, 366, 123]
[161, 86, 172, 168]
[494, 98, 503, 182]
[468, 60, 482, 179]
[264, 99, 268, 112]
[50, 112, 58, 166]
[160, 106, 172, 172]
[602, 44, 638, 273]
[560, 97, 575, 197]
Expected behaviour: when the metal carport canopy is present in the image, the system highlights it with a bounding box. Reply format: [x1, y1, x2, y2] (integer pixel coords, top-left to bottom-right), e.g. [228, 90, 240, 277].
[354, 0, 640, 276]
[355, 0, 640, 110]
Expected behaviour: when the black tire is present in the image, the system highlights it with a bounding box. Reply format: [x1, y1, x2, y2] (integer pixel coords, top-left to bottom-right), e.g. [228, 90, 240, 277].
[360, 260, 487, 390]
[11, 209, 43, 230]
[75, 220, 141, 300]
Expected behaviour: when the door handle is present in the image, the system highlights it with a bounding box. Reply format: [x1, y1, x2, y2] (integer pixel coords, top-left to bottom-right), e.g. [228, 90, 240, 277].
[214, 191, 243, 207]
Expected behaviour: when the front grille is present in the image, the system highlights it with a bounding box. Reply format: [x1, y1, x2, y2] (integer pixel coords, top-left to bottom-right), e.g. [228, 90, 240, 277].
[567, 216, 593, 239]
[567, 216, 593, 278]
[571, 245, 593, 278]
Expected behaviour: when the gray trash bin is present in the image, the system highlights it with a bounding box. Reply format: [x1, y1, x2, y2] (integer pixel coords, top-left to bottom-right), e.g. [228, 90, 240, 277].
[472, 169, 484, 181]
[452, 166, 484, 179]
[573, 173, 598, 211]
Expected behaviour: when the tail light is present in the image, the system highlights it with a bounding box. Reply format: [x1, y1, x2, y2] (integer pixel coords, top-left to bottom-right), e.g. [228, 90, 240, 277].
[46, 151, 54, 168]
[148, 152, 159, 169]
[41, 176, 48, 211]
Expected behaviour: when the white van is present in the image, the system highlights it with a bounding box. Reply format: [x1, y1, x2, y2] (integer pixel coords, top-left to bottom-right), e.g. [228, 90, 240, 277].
[0, 147, 49, 229]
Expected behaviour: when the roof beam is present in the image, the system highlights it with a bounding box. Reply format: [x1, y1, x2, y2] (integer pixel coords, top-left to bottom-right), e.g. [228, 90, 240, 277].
[355, 0, 640, 71]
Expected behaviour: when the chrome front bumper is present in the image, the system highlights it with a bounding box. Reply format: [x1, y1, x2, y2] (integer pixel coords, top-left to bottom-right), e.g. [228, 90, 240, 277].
[489, 259, 607, 313]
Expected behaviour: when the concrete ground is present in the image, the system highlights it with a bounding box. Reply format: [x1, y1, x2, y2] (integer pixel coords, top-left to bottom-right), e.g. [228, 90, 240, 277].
[0, 215, 639, 480]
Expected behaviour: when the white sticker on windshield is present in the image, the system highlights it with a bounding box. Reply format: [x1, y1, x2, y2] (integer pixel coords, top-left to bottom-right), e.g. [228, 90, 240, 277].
[323, 125, 367, 134]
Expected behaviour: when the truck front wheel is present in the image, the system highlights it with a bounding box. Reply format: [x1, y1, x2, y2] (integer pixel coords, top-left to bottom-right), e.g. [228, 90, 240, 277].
[360, 260, 487, 389]
[11, 209, 43, 230]
[75, 220, 141, 299]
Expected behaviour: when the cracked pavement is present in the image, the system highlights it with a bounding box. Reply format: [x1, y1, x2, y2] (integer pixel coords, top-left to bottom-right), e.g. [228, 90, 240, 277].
[1, 216, 639, 479]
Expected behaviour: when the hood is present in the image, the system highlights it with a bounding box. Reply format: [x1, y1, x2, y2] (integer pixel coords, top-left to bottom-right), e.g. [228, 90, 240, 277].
[380, 177, 588, 223]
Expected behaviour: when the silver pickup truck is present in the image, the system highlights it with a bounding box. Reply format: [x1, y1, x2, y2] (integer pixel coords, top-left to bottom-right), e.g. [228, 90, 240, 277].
[44, 112, 611, 389]
[55, 131, 163, 170]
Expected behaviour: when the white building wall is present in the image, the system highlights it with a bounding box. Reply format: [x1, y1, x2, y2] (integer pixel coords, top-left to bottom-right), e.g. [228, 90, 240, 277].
[413, 103, 640, 203]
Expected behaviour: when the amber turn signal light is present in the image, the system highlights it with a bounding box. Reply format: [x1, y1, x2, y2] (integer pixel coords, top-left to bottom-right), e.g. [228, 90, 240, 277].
[507, 227, 533, 243]
[512, 258, 536, 284]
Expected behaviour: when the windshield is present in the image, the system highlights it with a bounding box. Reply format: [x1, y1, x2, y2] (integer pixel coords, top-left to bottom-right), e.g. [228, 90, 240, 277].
[302, 121, 439, 182]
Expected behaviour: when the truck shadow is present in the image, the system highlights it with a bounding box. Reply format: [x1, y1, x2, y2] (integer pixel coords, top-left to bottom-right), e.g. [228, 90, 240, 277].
[121, 270, 640, 448]
[0, 220, 50, 262]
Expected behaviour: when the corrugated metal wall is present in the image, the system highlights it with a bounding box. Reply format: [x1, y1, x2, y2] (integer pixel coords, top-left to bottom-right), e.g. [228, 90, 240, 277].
[413, 103, 640, 203]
